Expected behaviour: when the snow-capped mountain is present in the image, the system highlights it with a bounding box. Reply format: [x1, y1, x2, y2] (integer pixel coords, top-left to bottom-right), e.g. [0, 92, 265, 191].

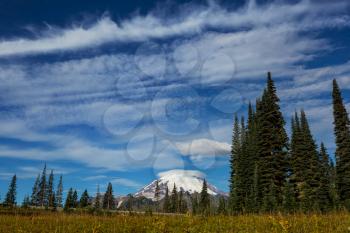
[134, 170, 227, 200]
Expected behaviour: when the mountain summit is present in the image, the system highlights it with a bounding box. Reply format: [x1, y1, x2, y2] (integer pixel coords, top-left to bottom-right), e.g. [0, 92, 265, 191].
[134, 170, 226, 200]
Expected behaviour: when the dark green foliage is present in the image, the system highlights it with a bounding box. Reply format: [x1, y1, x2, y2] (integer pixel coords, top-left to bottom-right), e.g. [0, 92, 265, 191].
[318, 143, 332, 211]
[72, 190, 78, 208]
[47, 170, 55, 207]
[38, 164, 47, 207]
[4, 175, 17, 207]
[22, 195, 31, 208]
[163, 186, 170, 213]
[217, 196, 227, 215]
[56, 175, 63, 208]
[64, 188, 74, 211]
[79, 189, 89, 208]
[103, 183, 115, 210]
[282, 179, 296, 213]
[94, 185, 101, 209]
[170, 184, 178, 213]
[200, 180, 210, 215]
[191, 194, 199, 215]
[31, 174, 40, 206]
[256, 72, 289, 207]
[332, 79, 350, 208]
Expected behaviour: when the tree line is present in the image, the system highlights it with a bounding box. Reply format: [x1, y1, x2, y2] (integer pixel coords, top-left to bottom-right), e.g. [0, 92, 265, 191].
[229, 72, 350, 213]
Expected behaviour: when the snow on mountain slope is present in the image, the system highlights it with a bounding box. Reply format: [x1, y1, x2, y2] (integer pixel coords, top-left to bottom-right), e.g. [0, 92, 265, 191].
[134, 170, 226, 200]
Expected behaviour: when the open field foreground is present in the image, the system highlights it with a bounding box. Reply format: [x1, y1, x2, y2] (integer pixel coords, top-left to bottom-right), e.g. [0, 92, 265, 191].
[0, 212, 350, 233]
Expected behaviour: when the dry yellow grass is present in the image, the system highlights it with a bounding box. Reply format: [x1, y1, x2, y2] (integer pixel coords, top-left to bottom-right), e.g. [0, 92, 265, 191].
[0, 212, 349, 233]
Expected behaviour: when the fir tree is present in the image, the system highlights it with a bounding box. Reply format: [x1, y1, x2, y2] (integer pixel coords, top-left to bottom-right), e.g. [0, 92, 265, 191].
[4, 174, 17, 207]
[318, 143, 332, 211]
[170, 183, 178, 213]
[64, 188, 73, 211]
[332, 79, 350, 208]
[154, 180, 160, 211]
[94, 185, 101, 209]
[200, 179, 210, 215]
[163, 186, 170, 213]
[103, 183, 115, 210]
[79, 189, 90, 208]
[191, 194, 199, 215]
[47, 170, 55, 207]
[282, 179, 296, 213]
[56, 175, 63, 208]
[217, 196, 227, 215]
[22, 195, 31, 208]
[72, 190, 78, 208]
[229, 115, 241, 212]
[256, 72, 289, 207]
[31, 174, 40, 206]
[38, 164, 47, 207]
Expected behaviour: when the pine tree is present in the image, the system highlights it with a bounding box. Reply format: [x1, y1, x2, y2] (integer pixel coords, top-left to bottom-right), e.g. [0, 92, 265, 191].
[256, 72, 289, 207]
[191, 194, 199, 215]
[47, 170, 54, 207]
[4, 174, 17, 207]
[200, 179, 210, 215]
[64, 188, 73, 211]
[72, 190, 78, 208]
[300, 110, 321, 211]
[332, 79, 350, 208]
[38, 164, 47, 207]
[282, 179, 296, 213]
[94, 185, 101, 209]
[170, 183, 178, 213]
[22, 195, 31, 208]
[154, 180, 160, 211]
[56, 175, 63, 208]
[163, 186, 170, 213]
[318, 143, 332, 211]
[229, 115, 241, 212]
[217, 196, 227, 215]
[103, 183, 115, 210]
[31, 174, 40, 206]
[79, 189, 90, 208]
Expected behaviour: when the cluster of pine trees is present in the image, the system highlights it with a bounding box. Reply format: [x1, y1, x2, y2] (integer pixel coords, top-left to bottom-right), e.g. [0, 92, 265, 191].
[160, 180, 211, 215]
[229, 73, 350, 213]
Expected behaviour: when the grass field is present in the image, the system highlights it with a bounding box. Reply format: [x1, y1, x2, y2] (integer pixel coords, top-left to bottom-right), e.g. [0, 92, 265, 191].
[0, 211, 350, 233]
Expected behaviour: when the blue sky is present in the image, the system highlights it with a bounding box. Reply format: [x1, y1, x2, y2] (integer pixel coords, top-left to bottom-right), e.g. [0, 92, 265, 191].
[0, 0, 350, 203]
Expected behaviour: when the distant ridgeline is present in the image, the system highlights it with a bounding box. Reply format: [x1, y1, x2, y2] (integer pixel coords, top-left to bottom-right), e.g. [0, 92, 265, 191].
[229, 72, 350, 213]
[2, 72, 350, 215]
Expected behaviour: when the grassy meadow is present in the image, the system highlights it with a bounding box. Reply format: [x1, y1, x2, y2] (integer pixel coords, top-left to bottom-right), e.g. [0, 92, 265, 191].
[0, 211, 350, 233]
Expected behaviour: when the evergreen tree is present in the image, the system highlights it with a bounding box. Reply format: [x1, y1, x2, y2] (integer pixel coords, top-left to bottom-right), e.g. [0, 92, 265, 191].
[47, 170, 55, 207]
[163, 186, 170, 213]
[217, 196, 227, 215]
[191, 194, 199, 215]
[332, 79, 350, 208]
[200, 179, 210, 215]
[4, 174, 17, 207]
[103, 183, 115, 210]
[22, 195, 31, 208]
[56, 175, 63, 208]
[229, 115, 241, 212]
[38, 164, 47, 207]
[256, 72, 289, 207]
[318, 143, 332, 211]
[31, 174, 40, 206]
[299, 110, 321, 211]
[126, 194, 133, 212]
[64, 188, 73, 211]
[282, 179, 296, 213]
[79, 189, 90, 208]
[94, 185, 101, 209]
[72, 190, 78, 208]
[154, 180, 160, 211]
[170, 183, 178, 213]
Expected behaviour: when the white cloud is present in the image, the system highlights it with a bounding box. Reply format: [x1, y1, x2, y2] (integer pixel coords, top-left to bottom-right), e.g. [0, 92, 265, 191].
[0, 1, 348, 56]
[110, 178, 142, 188]
[176, 138, 231, 157]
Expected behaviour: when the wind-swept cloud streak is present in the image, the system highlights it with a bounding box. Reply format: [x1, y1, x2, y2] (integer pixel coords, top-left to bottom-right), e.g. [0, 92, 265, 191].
[0, 0, 348, 56]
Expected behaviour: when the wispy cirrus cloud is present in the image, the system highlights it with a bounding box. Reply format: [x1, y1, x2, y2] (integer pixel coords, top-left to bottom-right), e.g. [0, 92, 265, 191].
[0, 0, 348, 56]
